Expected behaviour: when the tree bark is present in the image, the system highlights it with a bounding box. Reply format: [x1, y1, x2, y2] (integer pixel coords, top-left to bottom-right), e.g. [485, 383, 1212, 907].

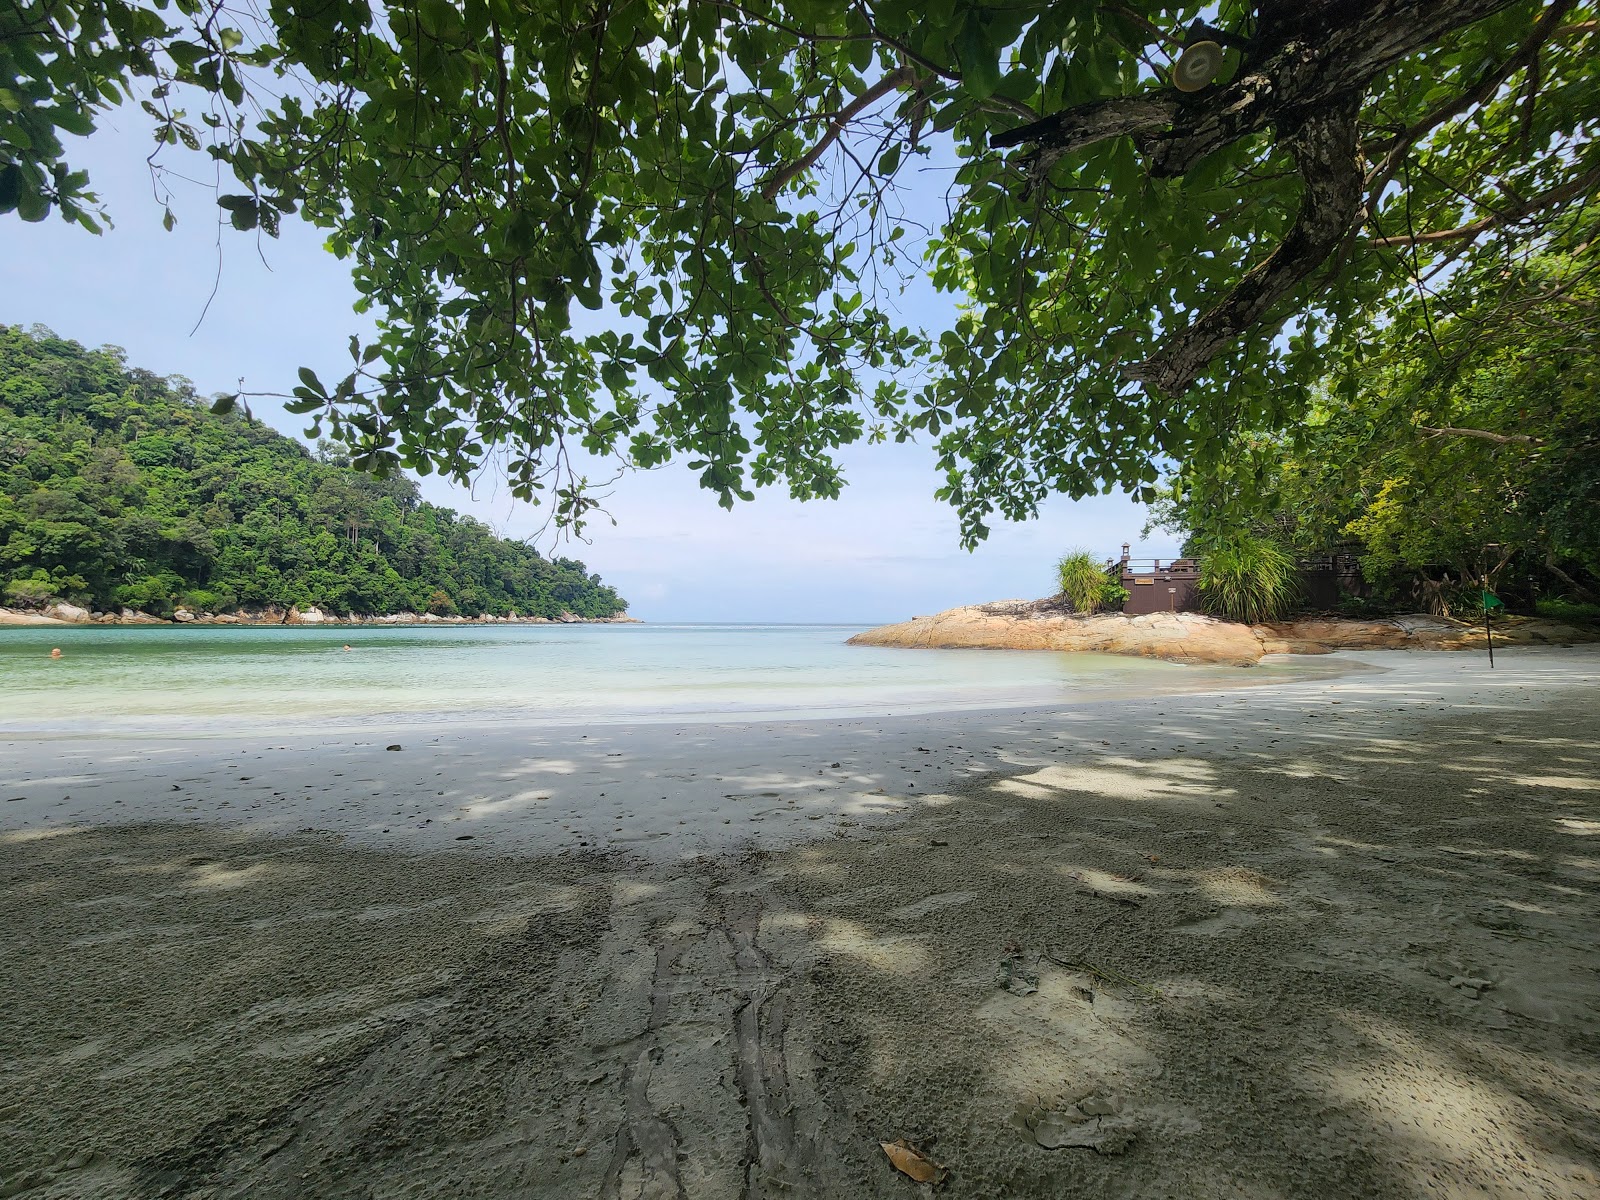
[1124, 96, 1363, 397]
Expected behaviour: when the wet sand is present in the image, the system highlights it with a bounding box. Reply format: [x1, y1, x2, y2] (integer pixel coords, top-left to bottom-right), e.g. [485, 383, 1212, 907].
[2, 648, 1598, 1197]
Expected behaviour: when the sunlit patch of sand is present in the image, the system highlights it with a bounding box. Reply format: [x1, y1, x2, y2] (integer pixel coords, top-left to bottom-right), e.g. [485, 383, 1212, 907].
[185, 862, 278, 890]
[1323, 1010, 1594, 1196]
[1, 824, 91, 844]
[976, 970, 1160, 1101]
[997, 759, 1230, 804]
[815, 917, 931, 976]
[1524, 775, 1600, 791]
[1193, 866, 1284, 909]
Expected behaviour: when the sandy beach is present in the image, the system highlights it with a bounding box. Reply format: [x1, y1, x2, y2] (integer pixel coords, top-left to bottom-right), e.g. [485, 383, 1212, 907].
[3, 647, 1599, 1198]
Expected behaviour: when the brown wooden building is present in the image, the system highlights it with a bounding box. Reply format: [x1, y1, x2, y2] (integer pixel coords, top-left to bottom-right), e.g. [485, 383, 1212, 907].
[1114, 547, 1201, 615]
[1112, 545, 1363, 615]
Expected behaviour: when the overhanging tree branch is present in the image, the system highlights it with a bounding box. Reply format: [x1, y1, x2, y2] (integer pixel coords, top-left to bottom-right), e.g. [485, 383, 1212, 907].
[1362, 0, 1575, 216]
[987, 0, 1525, 398]
[989, 92, 1178, 154]
[1124, 97, 1363, 398]
[760, 65, 917, 200]
[1418, 424, 1546, 444]
[1369, 163, 1600, 246]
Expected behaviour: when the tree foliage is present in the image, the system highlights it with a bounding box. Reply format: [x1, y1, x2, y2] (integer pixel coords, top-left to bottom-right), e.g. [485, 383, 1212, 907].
[5, 1, 1597, 541]
[1055, 547, 1117, 613]
[1149, 234, 1600, 612]
[0, 325, 629, 618]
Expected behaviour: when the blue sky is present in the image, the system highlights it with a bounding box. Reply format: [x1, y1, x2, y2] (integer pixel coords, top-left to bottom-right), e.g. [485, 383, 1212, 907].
[3, 119, 1180, 622]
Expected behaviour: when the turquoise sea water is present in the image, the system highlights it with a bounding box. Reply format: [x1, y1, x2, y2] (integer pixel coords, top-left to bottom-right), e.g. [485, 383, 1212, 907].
[0, 623, 1344, 733]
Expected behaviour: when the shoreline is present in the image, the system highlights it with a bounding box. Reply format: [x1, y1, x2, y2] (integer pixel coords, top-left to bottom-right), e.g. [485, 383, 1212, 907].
[0, 648, 1373, 740]
[1, 647, 1586, 859]
[0, 604, 639, 628]
[4, 647, 1597, 1196]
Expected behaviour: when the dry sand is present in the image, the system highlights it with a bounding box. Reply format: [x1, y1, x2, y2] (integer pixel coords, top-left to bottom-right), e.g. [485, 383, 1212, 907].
[2, 648, 1598, 1198]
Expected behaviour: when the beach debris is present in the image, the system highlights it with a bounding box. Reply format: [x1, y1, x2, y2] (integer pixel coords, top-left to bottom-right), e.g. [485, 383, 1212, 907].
[1046, 950, 1163, 1001]
[1064, 870, 1142, 907]
[1449, 975, 1495, 999]
[455, 834, 474, 841]
[1011, 1096, 1137, 1155]
[930, 839, 949, 847]
[997, 949, 1039, 996]
[386, 744, 403, 751]
[880, 1139, 944, 1183]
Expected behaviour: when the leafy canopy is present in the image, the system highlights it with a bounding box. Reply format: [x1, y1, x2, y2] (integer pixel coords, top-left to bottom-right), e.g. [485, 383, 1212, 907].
[5, 0, 1596, 541]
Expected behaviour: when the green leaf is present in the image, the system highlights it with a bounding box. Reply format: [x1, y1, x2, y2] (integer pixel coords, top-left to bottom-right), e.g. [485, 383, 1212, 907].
[0, 165, 21, 215]
[298, 367, 326, 395]
[210, 393, 237, 414]
[50, 107, 94, 137]
[956, 20, 1001, 100]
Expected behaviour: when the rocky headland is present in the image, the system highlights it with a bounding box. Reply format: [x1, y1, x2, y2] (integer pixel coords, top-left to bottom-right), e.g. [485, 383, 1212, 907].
[847, 598, 1597, 665]
[0, 602, 639, 628]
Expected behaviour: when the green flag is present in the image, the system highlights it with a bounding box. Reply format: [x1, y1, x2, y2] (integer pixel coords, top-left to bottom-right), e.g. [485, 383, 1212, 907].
[1482, 591, 1504, 611]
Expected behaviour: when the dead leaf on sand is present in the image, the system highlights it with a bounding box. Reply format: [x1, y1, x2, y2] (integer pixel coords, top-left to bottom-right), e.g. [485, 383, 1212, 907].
[997, 952, 1039, 996]
[881, 1139, 946, 1183]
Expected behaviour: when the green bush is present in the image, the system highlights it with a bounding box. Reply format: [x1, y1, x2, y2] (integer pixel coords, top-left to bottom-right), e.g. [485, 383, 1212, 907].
[4, 576, 55, 609]
[1197, 535, 1299, 623]
[115, 572, 185, 616]
[178, 588, 236, 614]
[1056, 549, 1115, 613]
[1536, 596, 1600, 623]
[1101, 582, 1130, 612]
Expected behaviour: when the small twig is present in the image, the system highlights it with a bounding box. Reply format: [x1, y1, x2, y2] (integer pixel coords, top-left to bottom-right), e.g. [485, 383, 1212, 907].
[1045, 950, 1164, 1000]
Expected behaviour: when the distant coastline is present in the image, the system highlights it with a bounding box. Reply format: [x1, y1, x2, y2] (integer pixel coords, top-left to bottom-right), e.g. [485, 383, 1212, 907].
[0, 602, 640, 628]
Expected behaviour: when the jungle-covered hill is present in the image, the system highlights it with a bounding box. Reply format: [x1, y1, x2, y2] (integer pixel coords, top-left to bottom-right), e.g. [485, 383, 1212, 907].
[0, 325, 627, 619]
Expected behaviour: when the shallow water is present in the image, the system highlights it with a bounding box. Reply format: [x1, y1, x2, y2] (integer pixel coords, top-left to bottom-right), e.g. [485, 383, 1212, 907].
[0, 622, 1351, 732]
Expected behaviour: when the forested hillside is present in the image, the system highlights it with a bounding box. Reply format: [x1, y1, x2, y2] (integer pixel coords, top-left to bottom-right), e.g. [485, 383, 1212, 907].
[0, 325, 627, 619]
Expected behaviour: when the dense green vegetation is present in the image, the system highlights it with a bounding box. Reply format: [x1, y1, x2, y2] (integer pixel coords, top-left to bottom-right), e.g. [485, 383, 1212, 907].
[7, 2, 1596, 541]
[0, 325, 628, 619]
[1150, 238, 1600, 618]
[1194, 534, 1299, 624]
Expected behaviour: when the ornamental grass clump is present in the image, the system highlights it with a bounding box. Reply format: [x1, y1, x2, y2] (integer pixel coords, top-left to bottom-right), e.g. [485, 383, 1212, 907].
[1057, 549, 1114, 614]
[1197, 535, 1299, 623]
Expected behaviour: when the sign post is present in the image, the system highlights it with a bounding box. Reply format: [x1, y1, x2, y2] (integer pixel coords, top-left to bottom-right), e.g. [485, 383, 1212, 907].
[1482, 589, 1504, 668]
